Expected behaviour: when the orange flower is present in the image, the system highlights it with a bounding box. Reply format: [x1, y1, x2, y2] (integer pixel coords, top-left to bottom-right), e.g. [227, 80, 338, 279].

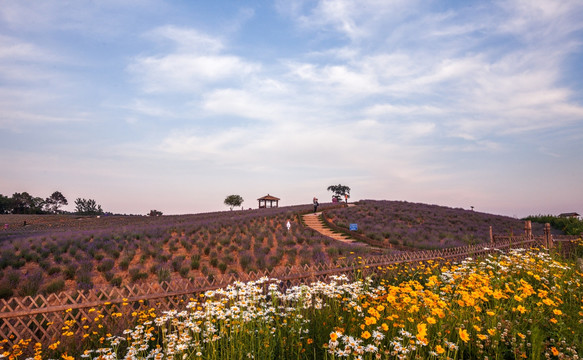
[329, 332, 338, 342]
[551, 347, 559, 356]
[361, 331, 371, 340]
[435, 345, 445, 354]
[459, 328, 470, 343]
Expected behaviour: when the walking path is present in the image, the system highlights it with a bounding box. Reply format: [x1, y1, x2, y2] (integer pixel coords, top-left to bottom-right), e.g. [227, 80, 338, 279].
[302, 204, 373, 249]
[302, 212, 358, 244]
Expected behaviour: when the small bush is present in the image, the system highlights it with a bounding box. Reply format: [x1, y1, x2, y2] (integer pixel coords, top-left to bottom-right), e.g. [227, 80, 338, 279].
[19, 271, 44, 297]
[43, 278, 65, 294]
[119, 258, 130, 271]
[47, 266, 61, 276]
[97, 259, 115, 273]
[129, 268, 148, 283]
[110, 276, 122, 287]
[157, 267, 171, 283]
[63, 263, 78, 280]
[179, 266, 190, 278]
[0, 282, 13, 299]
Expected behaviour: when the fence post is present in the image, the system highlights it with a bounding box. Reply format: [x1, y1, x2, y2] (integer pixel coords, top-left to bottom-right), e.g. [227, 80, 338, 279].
[544, 223, 552, 249]
[524, 220, 532, 239]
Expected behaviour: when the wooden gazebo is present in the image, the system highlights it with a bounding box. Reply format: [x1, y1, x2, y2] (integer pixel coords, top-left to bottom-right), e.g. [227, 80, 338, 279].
[258, 194, 280, 208]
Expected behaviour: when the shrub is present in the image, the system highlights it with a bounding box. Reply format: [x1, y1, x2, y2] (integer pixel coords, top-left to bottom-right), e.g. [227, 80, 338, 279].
[119, 258, 130, 271]
[239, 252, 253, 271]
[97, 259, 115, 273]
[76, 272, 93, 290]
[110, 276, 122, 287]
[179, 266, 190, 278]
[63, 264, 77, 280]
[157, 267, 171, 283]
[0, 282, 13, 299]
[43, 278, 65, 294]
[171, 256, 185, 272]
[18, 271, 43, 297]
[129, 268, 148, 283]
[218, 262, 227, 274]
[190, 258, 200, 270]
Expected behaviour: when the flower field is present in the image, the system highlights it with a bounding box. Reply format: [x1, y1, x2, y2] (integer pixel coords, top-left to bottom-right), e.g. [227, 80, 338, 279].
[4, 245, 582, 359]
[326, 200, 556, 249]
[0, 204, 369, 297]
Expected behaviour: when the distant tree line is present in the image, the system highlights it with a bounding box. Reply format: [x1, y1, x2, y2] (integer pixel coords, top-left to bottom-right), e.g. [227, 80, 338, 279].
[524, 215, 583, 236]
[0, 191, 104, 215]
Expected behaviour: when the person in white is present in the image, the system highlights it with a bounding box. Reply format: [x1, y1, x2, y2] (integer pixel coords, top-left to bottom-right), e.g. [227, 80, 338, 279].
[286, 220, 291, 231]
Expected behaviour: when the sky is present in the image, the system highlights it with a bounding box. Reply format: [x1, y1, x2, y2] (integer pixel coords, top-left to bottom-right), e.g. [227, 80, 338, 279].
[1, 0, 582, 218]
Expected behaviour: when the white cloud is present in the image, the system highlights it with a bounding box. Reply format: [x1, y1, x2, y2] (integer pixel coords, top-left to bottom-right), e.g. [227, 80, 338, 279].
[129, 26, 260, 93]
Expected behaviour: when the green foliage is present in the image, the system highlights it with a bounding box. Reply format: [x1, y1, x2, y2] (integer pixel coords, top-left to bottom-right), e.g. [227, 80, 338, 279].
[75, 198, 104, 215]
[224, 194, 244, 210]
[525, 214, 583, 235]
[327, 184, 351, 201]
[44, 191, 68, 214]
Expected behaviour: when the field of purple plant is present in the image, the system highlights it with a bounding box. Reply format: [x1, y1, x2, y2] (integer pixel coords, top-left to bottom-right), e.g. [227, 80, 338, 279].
[326, 200, 556, 249]
[0, 203, 365, 299]
[0, 200, 559, 300]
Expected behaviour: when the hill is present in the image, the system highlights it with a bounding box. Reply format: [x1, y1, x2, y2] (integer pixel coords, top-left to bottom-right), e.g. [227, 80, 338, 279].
[0, 200, 554, 298]
[325, 200, 554, 249]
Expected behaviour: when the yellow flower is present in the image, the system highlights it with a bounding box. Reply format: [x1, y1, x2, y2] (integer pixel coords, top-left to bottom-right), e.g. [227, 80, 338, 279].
[435, 345, 445, 354]
[330, 332, 338, 342]
[550, 318, 558, 324]
[551, 347, 559, 356]
[516, 305, 527, 314]
[486, 311, 495, 316]
[553, 309, 562, 316]
[427, 317, 436, 324]
[361, 331, 371, 340]
[364, 316, 377, 326]
[459, 328, 470, 343]
[417, 323, 427, 339]
[381, 323, 389, 331]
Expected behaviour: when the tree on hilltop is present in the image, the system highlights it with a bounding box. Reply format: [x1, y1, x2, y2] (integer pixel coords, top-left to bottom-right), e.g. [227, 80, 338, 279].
[224, 195, 244, 210]
[11, 192, 44, 214]
[44, 191, 68, 214]
[327, 184, 351, 202]
[75, 198, 103, 215]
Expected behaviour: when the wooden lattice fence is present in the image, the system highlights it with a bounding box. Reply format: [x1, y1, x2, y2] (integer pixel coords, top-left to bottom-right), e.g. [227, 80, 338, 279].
[1, 234, 576, 356]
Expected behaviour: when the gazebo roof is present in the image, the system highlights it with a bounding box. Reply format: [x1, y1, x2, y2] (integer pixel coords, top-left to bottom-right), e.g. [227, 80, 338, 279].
[559, 212, 580, 217]
[258, 194, 280, 201]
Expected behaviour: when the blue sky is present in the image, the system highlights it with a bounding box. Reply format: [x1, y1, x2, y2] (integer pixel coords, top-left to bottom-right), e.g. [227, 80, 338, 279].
[1, 0, 582, 217]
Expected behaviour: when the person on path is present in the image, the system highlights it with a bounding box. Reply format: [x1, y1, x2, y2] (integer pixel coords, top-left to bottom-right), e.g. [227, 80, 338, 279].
[313, 197, 319, 213]
[286, 220, 291, 231]
[344, 193, 348, 204]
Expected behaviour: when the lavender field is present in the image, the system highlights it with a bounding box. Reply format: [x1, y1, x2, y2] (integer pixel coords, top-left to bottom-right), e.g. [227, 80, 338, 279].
[326, 200, 556, 249]
[0, 203, 367, 299]
[0, 200, 558, 299]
